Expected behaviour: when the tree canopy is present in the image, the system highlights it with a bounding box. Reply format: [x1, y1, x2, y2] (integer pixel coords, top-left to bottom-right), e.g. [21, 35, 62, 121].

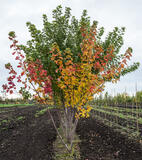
[2, 5, 140, 152]
[4, 5, 139, 117]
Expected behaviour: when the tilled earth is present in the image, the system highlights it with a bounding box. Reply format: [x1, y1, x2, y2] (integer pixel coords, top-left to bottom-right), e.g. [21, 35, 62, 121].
[76, 117, 142, 160]
[0, 106, 59, 160]
[0, 106, 142, 160]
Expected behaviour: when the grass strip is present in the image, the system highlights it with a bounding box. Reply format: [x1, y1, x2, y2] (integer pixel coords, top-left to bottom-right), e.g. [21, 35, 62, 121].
[0, 104, 34, 108]
[92, 105, 142, 114]
[92, 108, 142, 124]
[92, 114, 141, 140]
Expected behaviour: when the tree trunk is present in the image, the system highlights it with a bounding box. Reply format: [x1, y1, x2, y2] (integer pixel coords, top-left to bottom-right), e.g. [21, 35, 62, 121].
[53, 95, 79, 151]
[59, 106, 78, 147]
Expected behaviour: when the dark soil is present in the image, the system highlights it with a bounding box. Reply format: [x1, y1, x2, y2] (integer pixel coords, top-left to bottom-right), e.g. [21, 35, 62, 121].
[94, 110, 142, 135]
[76, 117, 142, 160]
[0, 106, 142, 160]
[0, 106, 59, 160]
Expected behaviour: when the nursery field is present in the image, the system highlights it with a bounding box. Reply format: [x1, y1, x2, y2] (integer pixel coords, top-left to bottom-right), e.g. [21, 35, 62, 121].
[92, 105, 142, 142]
[0, 105, 142, 160]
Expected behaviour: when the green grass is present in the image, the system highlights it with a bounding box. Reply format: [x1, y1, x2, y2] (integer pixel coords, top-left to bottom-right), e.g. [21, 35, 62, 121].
[91, 105, 142, 141]
[0, 116, 25, 127]
[92, 105, 142, 120]
[93, 107, 142, 124]
[54, 127, 81, 160]
[92, 114, 141, 140]
[93, 105, 142, 114]
[35, 105, 57, 117]
[1, 119, 9, 123]
[35, 108, 48, 117]
[0, 103, 34, 108]
[17, 116, 25, 121]
[0, 119, 10, 126]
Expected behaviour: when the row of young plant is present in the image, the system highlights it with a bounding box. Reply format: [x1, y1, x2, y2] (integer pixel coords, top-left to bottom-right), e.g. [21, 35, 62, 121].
[90, 92, 142, 141]
[92, 108, 141, 140]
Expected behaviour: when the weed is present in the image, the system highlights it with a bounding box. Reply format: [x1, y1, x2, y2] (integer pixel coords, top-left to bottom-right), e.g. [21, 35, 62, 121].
[17, 116, 24, 121]
[35, 108, 47, 117]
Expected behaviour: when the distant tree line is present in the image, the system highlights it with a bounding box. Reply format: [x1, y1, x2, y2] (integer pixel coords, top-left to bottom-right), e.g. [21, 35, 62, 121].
[0, 97, 25, 104]
[91, 91, 142, 107]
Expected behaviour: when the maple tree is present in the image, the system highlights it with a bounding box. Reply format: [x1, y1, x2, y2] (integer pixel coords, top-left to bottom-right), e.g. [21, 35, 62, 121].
[2, 6, 139, 153]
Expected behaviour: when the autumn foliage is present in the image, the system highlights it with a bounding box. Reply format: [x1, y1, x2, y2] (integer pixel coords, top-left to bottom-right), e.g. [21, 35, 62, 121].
[3, 24, 134, 118]
[2, 6, 139, 152]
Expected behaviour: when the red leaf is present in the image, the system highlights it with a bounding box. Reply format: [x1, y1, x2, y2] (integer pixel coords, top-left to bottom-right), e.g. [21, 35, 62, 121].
[8, 81, 13, 85]
[21, 71, 25, 76]
[15, 56, 20, 60]
[2, 84, 8, 90]
[10, 90, 13, 94]
[10, 44, 13, 48]
[20, 54, 25, 58]
[17, 79, 21, 83]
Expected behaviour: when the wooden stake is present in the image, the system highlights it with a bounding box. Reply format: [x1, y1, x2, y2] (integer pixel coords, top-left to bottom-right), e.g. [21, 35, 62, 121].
[135, 82, 139, 135]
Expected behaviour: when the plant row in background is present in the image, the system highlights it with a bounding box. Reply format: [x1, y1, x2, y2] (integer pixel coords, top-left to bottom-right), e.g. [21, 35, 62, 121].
[91, 92, 142, 142]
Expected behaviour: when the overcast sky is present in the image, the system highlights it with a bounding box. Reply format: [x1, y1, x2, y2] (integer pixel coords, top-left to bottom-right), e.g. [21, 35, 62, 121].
[0, 0, 142, 98]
